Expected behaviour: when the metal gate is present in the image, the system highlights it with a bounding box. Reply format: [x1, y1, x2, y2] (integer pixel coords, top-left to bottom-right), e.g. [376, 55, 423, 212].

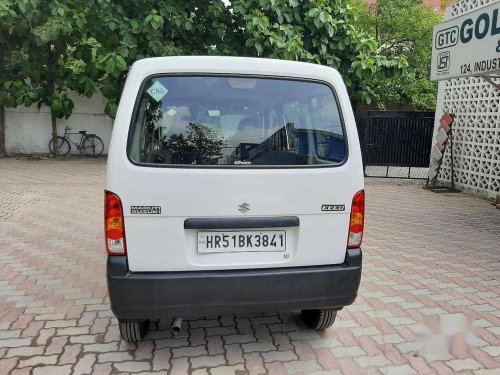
[355, 111, 435, 179]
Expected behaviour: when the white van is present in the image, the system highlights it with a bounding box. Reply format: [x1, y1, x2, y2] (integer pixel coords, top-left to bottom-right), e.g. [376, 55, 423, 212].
[106, 56, 364, 342]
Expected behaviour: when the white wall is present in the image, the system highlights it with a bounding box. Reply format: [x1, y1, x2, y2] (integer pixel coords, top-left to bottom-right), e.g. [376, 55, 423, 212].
[432, 0, 500, 200]
[5, 91, 113, 155]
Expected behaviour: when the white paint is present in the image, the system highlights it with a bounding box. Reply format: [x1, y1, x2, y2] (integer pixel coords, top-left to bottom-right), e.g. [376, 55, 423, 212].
[431, 0, 500, 80]
[107, 56, 364, 272]
[433, 0, 500, 200]
[5, 91, 113, 155]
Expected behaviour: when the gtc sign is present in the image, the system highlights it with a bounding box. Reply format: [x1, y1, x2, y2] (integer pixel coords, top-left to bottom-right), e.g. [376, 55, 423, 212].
[435, 26, 459, 50]
[431, 2, 500, 81]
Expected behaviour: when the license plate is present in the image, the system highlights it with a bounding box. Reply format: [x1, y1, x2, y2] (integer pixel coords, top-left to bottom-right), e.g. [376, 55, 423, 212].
[197, 231, 286, 253]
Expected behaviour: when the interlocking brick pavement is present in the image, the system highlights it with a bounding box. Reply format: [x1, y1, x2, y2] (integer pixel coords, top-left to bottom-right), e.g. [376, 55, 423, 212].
[0, 158, 499, 374]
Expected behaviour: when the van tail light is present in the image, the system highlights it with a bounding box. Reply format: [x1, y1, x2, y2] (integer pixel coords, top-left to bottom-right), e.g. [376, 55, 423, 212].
[347, 190, 365, 249]
[105, 190, 127, 255]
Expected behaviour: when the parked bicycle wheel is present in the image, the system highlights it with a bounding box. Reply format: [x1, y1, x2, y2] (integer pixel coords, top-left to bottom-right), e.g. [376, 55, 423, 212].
[82, 135, 104, 156]
[48, 136, 71, 156]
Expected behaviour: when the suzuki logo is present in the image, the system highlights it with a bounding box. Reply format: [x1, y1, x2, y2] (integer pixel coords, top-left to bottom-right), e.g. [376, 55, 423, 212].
[238, 203, 250, 214]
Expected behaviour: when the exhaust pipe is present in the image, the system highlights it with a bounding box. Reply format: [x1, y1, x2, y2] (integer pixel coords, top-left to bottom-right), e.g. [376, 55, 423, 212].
[171, 317, 182, 335]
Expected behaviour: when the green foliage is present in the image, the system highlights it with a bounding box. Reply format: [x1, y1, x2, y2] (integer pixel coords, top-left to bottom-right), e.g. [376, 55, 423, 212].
[185, 123, 225, 162]
[87, 0, 235, 117]
[1, 0, 409, 123]
[355, 0, 442, 110]
[0, 0, 100, 119]
[78, 0, 408, 113]
[164, 123, 225, 164]
[232, 0, 407, 104]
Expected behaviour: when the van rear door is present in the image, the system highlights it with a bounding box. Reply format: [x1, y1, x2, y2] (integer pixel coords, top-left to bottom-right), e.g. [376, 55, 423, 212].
[107, 72, 363, 272]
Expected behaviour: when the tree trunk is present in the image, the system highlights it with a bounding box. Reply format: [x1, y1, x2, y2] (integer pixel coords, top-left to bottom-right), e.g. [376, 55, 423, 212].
[0, 48, 5, 157]
[51, 110, 58, 156]
[47, 45, 58, 156]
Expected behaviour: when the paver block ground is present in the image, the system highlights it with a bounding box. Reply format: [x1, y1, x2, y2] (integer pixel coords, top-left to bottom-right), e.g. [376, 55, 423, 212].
[0, 158, 499, 374]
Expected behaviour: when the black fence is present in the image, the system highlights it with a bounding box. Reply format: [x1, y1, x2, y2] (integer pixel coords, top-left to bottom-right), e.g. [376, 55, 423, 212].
[355, 111, 435, 179]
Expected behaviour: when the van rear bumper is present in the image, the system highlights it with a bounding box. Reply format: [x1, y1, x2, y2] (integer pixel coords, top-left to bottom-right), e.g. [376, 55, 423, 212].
[107, 249, 362, 320]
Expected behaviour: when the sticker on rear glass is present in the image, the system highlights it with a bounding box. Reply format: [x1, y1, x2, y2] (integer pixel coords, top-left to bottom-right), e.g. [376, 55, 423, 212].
[166, 108, 176, 116]
[131, 206, 161, 214]
[208, 110, 220, 117]
[146, 81, 168, 102]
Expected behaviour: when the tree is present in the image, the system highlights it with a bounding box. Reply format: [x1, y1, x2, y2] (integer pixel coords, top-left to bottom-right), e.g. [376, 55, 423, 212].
[356, 0, 442, 110]
[0, 0, 26, 157]
[0, 0, 101, 155]
[0, 1, 235, 154]
[90, 0, 405, 115]
[0, 46, 5, 157]
[87, 0, 236, 117]
[230, 0, 407, 104]
[1, 0, 407, 157]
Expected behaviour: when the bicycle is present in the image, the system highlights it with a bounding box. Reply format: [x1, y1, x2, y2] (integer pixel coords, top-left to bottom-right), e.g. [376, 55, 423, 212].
[48, 126, 104, 156]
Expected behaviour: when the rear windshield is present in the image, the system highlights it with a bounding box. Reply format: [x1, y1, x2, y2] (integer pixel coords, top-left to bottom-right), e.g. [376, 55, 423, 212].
[128, 76, 346, 167]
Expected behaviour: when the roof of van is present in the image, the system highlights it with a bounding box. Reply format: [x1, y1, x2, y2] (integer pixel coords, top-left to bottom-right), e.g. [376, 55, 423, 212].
[128, 56, 342, 82]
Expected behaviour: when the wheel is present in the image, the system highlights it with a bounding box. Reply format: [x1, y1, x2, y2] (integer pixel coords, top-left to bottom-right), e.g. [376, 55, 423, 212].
[301, 308, 337, 330]
[118, 320, 149, 343]
[48, 136, 71, 156]
[82, 135, 104, 156]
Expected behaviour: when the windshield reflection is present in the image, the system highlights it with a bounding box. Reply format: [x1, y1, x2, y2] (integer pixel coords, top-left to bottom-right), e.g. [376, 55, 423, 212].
[150, 121, 345, 166]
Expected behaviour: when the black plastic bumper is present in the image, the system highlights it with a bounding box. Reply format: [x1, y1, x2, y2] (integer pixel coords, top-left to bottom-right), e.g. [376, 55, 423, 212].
[107, 249, 362, 320]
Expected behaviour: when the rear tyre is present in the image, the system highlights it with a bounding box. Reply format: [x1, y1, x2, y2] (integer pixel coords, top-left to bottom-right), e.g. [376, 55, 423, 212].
[118, 320, 149, 342]
[48, 137, 71, 156]
[82, 135, 104, 156]
[301, 309, 337, 330]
